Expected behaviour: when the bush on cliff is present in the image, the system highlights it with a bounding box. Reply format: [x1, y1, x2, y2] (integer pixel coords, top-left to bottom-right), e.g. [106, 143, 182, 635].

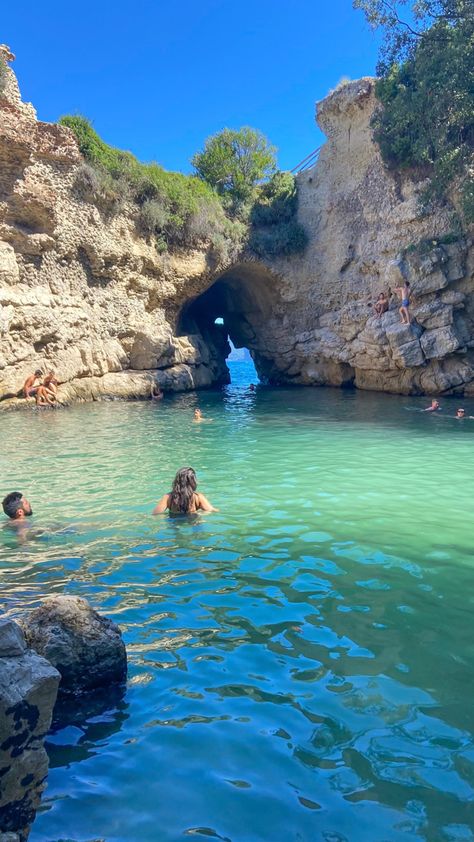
[60, 116, 307, 257]
[249, 172, 308, 256]
[192, 127, 277, 215]
[355, 0, 474, 222]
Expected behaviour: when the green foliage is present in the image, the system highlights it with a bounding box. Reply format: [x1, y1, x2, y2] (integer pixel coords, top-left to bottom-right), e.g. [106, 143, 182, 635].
[192, 127, 277, 212]
[249, 221, 308, 257]
[354, 0, 473, 72]
[61, 115, 228, 248]
[249, 172, 308, 256]
[357, 1, 474, 223]
[61, 115, 306, 257]
[250, 171, 298, 226]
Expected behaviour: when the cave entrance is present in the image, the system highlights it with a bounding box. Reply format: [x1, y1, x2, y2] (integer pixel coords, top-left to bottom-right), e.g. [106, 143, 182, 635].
[177, 263, 277, 386]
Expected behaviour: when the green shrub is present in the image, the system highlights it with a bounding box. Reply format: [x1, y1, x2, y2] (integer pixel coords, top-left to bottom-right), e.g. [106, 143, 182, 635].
[192, 127, 277, 213]
[61, 114, 307, 256]
[368, 8, 474, 223]
[249, 221, 308, 257]
[250, 171, 298, 226]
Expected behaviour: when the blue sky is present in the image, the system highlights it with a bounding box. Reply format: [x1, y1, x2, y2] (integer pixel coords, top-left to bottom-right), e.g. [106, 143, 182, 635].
[3, 0, 380, 173]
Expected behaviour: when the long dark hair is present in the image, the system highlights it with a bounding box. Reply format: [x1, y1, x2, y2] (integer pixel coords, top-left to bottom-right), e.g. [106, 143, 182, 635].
[168, 467, 197, 513]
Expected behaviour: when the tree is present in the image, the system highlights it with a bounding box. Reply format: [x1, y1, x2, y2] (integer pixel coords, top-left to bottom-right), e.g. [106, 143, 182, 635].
[354, 0, 474, 221]
[192, 127, 277, 213]
[353, 0, 473, 71]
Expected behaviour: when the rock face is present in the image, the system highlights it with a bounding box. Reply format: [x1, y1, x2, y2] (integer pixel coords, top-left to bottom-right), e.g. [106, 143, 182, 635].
[21, 596, 127, 694]
[0, 48, 473, 398]
[0, 619, 60, 841]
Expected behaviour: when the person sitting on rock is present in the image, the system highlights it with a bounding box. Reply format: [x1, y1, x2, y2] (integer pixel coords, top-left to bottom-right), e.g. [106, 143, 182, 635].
[394, 281, 411, 325]
[373, 292, 389, 318]
[424, 399, 441, 412]
[35, 384, 57, 406]
[22, 369, 43, 400]
[2, 491, 33, 522]
[43, 370, 59, 397]
[152, 466, 218, 514]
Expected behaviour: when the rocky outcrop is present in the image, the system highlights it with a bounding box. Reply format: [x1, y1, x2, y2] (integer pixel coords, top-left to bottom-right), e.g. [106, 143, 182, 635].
[0, 48, 473, 398]
[21, 596, 127, 694]
[0, 619, 60, 841]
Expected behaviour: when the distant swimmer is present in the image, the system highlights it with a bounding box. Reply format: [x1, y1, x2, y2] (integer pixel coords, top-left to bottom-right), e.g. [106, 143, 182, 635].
[193, 408, 212, 423]
[394, 281, 411, 325]
[373, 292, 389, 318]
[248, 383, 256, 392]
[2, 491, 33, 527]
[150, 384, 163, 401]
[152, 466, 219, 514]
[456, 408, 466, 418]
[424, 399, 441, 412]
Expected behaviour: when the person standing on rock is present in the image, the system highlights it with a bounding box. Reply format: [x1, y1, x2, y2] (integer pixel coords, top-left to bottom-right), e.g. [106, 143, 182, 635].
[394, 281, 411, 325]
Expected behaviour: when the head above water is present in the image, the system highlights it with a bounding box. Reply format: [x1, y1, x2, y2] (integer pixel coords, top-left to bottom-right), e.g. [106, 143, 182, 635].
[169, 467, 198, 514]
[194, 409, 202, 419]
[2, 491, 33, 519]
[431, 400, 440, 408]
[456, 408, 465, 417]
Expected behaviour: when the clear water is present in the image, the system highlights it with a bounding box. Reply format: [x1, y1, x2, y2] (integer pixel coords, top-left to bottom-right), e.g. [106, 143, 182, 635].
[1, 361, 474, 842]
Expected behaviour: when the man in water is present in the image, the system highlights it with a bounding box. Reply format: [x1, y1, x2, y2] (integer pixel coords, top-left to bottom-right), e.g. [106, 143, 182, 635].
[22, 369, 43, 399]
[424, 399, 441, 412]
[2, 492, 33, 527]
[193, 408, 212, 423]
[456, 408, 466, 418]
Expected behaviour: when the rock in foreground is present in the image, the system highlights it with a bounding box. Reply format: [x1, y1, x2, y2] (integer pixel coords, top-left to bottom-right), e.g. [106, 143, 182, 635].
[0, 619, 60, 841]
[21, 596, 127, 694]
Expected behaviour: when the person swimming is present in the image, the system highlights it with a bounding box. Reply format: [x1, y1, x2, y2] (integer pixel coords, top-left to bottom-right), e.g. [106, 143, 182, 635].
[193, 408, 212, 423]
[152, 467, 218, 514]
[424, 399, 441, 412]
[2, 491, 33, 521]
[456, 408, 466, 418]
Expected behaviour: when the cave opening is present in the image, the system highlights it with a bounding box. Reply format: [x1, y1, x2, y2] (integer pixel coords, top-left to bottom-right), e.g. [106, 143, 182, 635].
[177, 263, 277, 385]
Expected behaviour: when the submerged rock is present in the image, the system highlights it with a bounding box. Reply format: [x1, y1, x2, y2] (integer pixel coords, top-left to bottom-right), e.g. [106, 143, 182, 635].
[21, 596, 127, 695]
[0, 619, 60, 841]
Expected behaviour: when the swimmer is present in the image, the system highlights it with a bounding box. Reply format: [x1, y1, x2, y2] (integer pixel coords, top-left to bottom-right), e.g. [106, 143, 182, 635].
[193, 408, 212, 423]
[152, 466, 218, 514]
[248, 383, 256, 392]
[455, 408, 470, 419]
[150, 384, 163, 401]
[394, 281, 411, 325]
[424, 399, 441, 412]
[2, 491, 33, 529]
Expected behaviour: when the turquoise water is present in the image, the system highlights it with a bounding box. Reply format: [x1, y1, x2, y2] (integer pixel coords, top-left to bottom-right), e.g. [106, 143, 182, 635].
[1, 361, 474, 842]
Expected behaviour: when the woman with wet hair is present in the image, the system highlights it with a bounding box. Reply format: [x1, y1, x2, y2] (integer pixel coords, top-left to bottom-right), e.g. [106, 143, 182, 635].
[152, 467, 218, 514]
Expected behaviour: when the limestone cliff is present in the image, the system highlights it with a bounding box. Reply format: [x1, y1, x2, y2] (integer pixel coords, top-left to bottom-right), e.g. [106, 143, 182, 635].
[1, 47, 473, 403]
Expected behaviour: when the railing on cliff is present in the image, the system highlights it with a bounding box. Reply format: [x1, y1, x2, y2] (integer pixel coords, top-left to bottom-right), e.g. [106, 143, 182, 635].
[290, 146, 321, 174]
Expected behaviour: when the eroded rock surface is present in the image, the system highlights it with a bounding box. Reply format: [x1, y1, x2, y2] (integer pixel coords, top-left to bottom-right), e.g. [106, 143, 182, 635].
[0, 48, 473, 398]
[0, 619, 60, 841]
[21, 596, 127, 694]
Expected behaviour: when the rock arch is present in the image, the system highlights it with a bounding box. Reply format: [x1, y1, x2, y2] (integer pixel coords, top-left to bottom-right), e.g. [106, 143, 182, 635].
[176, 261, 284, 384]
